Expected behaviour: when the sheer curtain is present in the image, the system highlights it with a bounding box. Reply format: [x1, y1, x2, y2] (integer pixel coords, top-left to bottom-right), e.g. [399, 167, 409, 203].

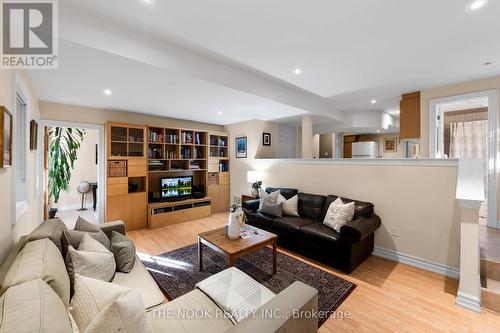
[449, 120, 488, 159]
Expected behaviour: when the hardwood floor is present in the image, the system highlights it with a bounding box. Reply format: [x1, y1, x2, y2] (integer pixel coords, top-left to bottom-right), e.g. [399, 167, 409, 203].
[127, 213, 500, 333]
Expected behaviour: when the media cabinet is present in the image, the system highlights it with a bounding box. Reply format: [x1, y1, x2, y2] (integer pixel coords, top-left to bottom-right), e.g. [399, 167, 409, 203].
[106, 121, 230, 231]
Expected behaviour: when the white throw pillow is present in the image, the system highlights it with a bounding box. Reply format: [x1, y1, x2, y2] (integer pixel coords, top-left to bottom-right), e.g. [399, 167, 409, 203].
[67, 234, 116, 283]
[277, 194, 299, 217]
[323, 197, 355, 232]
[259, 189, 280, 209]
[70, 274, 152, 333]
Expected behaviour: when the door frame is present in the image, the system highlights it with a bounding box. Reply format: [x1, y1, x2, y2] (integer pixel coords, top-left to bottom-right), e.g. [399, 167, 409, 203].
[429, 89, 499, 228]
[37, 120, 106, 224]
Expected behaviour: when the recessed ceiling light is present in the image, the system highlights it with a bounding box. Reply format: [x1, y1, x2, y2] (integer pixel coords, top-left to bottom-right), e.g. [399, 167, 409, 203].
[376, 130, 381, 133]
[293, 68, 302, 75]
[466, 0, 488, 11]
[103, 89, 112, 96]
[371, 99, 377, 104]
[141, 0, 154, 4]
[217, 111, 222, 115]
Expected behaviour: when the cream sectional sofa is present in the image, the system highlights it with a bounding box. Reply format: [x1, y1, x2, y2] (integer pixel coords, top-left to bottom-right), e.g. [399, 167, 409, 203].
[0, 219, 318, 333]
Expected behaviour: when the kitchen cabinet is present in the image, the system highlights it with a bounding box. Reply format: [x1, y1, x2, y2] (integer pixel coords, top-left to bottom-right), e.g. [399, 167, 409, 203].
[400, 91, 421, 139]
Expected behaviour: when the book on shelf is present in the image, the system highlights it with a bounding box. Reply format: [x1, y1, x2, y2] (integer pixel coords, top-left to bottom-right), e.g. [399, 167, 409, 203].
[166, 134, 178, 144]
[195, 133, 201, 145]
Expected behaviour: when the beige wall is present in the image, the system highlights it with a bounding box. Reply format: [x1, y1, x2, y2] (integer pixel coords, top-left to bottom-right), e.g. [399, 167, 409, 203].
[39, 102, 224, 131]
[53, 128, 99, 211]
[234, 160, 461, 268]
[0, 70, 41, 263]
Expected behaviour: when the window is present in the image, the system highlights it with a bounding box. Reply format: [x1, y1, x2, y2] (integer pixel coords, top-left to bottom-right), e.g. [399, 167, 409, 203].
[15, 91, 28, 221]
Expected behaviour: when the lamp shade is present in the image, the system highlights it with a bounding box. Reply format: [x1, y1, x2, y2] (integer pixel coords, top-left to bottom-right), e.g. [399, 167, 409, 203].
[247, 171, 262, 183]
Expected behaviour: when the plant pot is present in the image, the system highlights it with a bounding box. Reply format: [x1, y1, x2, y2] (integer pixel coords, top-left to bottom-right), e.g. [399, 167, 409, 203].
[227, 212, 241, 240]
[48, 208, 58, 219]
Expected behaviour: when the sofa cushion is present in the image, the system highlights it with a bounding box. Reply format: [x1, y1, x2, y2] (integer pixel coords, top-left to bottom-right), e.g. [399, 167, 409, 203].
[245, 211, 274, 227]
[66, 234, 116, 284]
[110, 231, 136, 273]
[112, 255, 165, 310]
[196, 267, 275, 323]
[266, 187, 298, 200]
[70, 274, 152, 333]
[299, 223, 340, 247]
[0, 279, 72, 333]
[259, 189, 280, 209]
[271, 217, 315, 234]
[0, 238, 70, 308]
[63, 217, 111, 254]
[320, 195, 374, 221]
[26, 218, 68, 253]
[323, 197, 355, 232]
[278, 194, 299, 217]
[258, 201, 283, 218]
[149, 289, 233, 333]
[298, 193, 326, 220]
[0, 236, 28, 286]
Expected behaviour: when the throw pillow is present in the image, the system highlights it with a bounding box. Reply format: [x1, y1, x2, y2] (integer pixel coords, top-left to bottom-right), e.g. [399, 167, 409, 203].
[71, 217, 111, 249]
[277, 194, 299, 216]
[323, 197, 355, 232]
[110, 231, 136, 273]
[258, 202, 283, 218]
[70, 274, 152, 333]
[258, 189, 280, 209]
[66, 234, 116, 283]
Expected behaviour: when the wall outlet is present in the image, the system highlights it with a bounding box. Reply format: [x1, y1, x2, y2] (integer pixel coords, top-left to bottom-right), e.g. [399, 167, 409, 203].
[391, 226, 400, 237]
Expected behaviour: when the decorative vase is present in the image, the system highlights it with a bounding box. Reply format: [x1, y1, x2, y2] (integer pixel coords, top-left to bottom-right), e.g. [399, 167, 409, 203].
[228, 212, 241, 240]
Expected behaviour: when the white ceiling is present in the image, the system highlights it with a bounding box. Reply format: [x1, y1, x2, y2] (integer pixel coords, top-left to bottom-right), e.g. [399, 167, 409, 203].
[28, 41, 307, 125]
[29, 0, 500, 125]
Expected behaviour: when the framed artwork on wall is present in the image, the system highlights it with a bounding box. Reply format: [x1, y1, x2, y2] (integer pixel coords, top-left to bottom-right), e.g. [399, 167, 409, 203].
[263, 132, 271, 146]
[0, 106, 13, 168]
[384, 138, 398, 153]
[236, 136, 247, 158]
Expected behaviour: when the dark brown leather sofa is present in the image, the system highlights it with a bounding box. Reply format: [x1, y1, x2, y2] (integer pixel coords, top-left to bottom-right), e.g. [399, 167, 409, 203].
[242, 187, 381, 273]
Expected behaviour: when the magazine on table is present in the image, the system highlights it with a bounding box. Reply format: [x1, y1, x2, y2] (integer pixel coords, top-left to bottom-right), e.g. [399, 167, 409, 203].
[240, 225, 262, 239]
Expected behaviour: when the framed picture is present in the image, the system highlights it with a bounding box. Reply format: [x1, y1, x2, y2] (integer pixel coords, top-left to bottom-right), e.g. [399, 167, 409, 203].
[30, 120, 38, 150]
[236, 136, 247, 158]
[384, 138, 398, 153]
[0, 106, 13, 168]
[263, 132, 271, 146]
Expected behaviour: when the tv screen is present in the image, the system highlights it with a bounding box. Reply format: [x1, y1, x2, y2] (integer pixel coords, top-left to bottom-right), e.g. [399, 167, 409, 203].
[160, 176, 193, 200]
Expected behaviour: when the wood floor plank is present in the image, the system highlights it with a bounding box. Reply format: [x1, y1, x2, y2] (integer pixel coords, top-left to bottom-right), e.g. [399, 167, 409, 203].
[127, 213, 499, 333]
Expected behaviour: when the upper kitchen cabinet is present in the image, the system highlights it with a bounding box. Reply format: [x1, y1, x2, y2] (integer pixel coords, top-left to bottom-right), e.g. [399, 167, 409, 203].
[399, 91, 421, 140]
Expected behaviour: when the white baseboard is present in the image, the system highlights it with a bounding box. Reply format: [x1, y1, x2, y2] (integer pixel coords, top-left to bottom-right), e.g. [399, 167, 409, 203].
[372, 246, 460, 279]
[455, 291, 481, 312]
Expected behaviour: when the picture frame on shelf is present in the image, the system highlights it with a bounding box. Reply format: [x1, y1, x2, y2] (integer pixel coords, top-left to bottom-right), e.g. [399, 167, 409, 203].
[263, 132, 271, 146]
[383, 138, 398, 153]
[236, 136, 247, 158]
[0, 106, 13, 168]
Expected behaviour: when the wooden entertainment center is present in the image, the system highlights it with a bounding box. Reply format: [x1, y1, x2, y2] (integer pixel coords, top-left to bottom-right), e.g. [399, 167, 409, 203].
[106, 122, 230, 231]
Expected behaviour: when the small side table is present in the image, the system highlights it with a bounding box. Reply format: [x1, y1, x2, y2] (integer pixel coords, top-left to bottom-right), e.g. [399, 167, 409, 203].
[241, 194, 259, 204]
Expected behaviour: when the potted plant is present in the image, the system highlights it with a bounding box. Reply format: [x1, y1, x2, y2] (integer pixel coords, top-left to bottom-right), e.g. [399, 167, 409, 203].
[48, 127, 85, 218]
[251, 181, 262, 197]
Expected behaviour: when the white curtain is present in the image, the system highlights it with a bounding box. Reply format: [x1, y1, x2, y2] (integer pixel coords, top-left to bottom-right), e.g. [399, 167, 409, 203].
[449, 120, 488, 159]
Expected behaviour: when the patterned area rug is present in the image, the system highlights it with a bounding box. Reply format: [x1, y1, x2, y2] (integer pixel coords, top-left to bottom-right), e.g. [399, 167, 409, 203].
[141, 244, 356, 326]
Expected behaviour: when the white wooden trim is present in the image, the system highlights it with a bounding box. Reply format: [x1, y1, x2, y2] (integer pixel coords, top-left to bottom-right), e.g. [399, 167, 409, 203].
[37, 120, 106, 224]
[429, 89, 498, 228]
[456, 291, 481, 313]
[256, 158, 458, 167]
[372, 246, 460, 279]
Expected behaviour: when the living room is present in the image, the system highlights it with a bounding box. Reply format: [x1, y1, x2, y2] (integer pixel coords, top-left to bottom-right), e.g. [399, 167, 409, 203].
[1, 1, 500, 332]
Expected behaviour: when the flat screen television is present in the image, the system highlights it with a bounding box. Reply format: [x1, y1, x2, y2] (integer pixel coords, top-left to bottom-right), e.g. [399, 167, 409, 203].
[160, 176, 193, 201]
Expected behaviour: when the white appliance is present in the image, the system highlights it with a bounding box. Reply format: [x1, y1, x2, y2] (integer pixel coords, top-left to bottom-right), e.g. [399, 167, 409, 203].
[351, 141, 379, 159]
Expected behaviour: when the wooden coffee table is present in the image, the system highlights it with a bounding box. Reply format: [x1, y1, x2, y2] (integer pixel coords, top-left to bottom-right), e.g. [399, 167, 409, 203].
[197, 225, 278, 274]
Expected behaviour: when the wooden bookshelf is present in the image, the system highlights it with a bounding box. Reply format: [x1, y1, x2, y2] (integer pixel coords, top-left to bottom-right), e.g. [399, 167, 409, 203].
[208, 132, 230, 213]
[106, 122, 148, 231]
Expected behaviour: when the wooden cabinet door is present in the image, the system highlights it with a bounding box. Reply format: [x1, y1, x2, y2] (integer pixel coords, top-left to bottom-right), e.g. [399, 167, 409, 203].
[400, 92, 421, 139]
[343, 135, 359, 158]
[218, 185, 230, 212]
[107, 195, 128, 223]
[127, 193, 147, 230]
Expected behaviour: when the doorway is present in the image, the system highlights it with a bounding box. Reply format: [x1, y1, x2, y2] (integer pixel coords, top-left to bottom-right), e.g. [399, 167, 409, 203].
[37, 120, 105, 228]
[430, 90, 498, 228]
